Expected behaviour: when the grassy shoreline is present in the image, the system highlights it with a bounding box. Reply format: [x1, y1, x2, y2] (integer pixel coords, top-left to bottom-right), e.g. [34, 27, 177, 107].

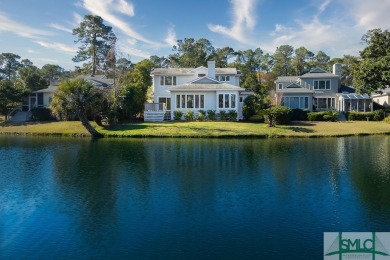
[1, 121, 390, 138]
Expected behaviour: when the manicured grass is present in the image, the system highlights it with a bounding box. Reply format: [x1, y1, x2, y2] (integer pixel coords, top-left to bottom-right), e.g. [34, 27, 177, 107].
[1, 120, 390, 138]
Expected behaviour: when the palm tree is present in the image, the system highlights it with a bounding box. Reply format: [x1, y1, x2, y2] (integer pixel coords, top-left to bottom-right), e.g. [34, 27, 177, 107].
[50, 78, 104, 138]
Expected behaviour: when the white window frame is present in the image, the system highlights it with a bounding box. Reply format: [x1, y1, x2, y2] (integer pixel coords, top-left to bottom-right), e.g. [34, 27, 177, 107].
[218, 93, 236, 109]
[278, 83, 283, 90]
[158, 97, 171, 110]
[176, 94, 204, 109]
[216, 75, 230, 82]
[160, 76, 176, 86]
[313, 79, 330, 90]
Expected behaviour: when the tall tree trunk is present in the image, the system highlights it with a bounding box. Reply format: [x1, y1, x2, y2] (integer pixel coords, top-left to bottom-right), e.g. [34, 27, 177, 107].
[78, 112, 103, 138]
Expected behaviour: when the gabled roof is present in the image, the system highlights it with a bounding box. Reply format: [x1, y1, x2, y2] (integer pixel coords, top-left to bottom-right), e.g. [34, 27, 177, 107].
[286, 83, 302, 88]
[169, 83, 244, 92]
[278, 85, 314, 94]
[300, 72, 339, 78]
[275, 76, 299, 83]
[77, 75, 114, 88]
[300, 68, 339, 78]
[151, 67, 239, 75]
[189, 76, 220, 84]
[33, 85, 58, 93]
[189, 66, 207, 72]
[308, 67, 328, 73]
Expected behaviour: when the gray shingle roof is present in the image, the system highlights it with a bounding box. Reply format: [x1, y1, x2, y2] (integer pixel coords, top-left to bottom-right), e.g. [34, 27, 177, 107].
[169, 83, 244, 91]
[151, 67, 238, 75]
[275, 76, 299, 82]
[278, 87, 314, 93]
[300, 72, 339, 78]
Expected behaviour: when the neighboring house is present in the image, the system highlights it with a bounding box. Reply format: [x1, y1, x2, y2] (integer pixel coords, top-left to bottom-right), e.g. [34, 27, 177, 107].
[24, 75, 114, 111]
[146, 61, 248, 121]
[371, 88, 390, 107]
[275, 64, 372, 112]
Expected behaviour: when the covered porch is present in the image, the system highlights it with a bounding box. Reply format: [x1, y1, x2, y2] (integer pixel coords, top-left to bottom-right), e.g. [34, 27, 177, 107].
[337, 94, 372, 112]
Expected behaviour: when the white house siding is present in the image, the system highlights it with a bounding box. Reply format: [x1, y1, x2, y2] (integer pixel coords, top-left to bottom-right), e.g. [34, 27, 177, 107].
[170, 91, 216, 119]
[373, 95, 390, 107]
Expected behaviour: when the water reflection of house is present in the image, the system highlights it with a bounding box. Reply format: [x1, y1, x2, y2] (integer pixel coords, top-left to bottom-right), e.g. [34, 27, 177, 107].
[23, 75, 114, 111]
[275, 64, 373, 112]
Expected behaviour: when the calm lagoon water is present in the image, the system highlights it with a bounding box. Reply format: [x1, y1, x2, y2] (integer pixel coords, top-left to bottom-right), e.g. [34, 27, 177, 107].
[1, 136, 390, 259]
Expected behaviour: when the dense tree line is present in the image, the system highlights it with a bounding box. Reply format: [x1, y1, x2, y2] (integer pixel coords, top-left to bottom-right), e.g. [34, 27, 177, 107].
[2, 12, 389, 135]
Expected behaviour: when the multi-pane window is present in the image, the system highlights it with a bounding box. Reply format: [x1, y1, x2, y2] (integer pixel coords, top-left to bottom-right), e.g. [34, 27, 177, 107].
[216, 75, 230, 82]
[282, 96, 309, 109]
[158, 97, 171, 110]
[176, 94, 205, 109]
[160, 76, 176, 86]
[218, 94, 236, 109]
[313, 80, 330, 90]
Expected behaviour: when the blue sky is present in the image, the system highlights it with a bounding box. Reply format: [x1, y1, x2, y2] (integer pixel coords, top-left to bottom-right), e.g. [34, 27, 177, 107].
[1, 0, 389, 70]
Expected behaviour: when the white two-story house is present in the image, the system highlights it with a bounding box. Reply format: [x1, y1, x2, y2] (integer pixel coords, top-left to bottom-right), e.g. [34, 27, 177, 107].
[146, 61, 250, 121]
[275, 64, 372, 112]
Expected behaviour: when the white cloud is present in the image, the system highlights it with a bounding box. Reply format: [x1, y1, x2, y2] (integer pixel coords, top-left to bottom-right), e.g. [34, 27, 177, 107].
[73, 12, 83, 25]
[49, 23, 73, 33]
[0, 12, 51, 39]
[81, 0, 158, 46]
[318, 0, 332, 14]
[117, 44, 151, 59]
[27, 49, 37, 54]
[165, 26, 177, 47]
[35, 41, 77, 54]
[343, 0, 390, 30]
[114, 0, 135, 16]
[208, 0, 259, 43]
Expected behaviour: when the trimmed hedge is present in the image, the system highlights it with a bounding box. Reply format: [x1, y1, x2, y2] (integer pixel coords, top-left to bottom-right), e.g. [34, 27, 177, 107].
[307, 111, 338, 121]
[346, 110, 385, 121]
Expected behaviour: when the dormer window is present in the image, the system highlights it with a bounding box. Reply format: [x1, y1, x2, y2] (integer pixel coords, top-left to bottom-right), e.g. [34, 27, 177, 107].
[216, 75, 230, 82]
[160, 76, 176, 86]
[198, 73, 206, 77]
[278, 83, 283, 90]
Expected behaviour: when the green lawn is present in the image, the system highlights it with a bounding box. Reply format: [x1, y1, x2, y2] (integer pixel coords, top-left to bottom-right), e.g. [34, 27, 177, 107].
[1, 120, 390, 138]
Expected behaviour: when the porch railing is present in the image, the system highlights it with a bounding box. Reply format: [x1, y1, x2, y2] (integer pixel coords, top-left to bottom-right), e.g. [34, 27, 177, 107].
[144, 103, 167, 111]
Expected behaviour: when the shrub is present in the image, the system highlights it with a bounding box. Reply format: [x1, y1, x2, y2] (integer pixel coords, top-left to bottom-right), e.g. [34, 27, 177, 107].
[219, 110, 228, 120]
[346, 110, 384, 121]
[263, 106, 291, 126]
[308, 111, 338, 121]
[184, 110, 195, 121]
[228, 110, 238, 121]
[384, 116, 390, 124]
[173, 110, 183, 121]
[207, 110, 216, 120]
[30, 108, 56, 121]
[290, 109, 308, 121]
[197, 110, 206, 121]
[373, 109, 385, 121]
[242, 95, 261, 120]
